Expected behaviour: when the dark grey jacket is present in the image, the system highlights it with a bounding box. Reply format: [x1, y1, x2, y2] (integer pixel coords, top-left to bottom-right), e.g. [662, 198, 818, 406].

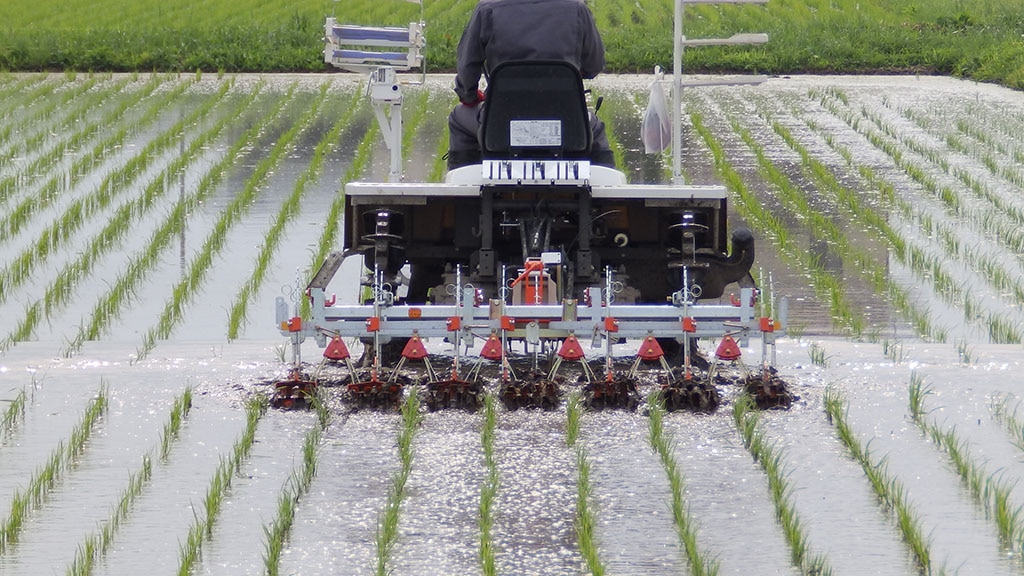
[454, 0, 605, 104]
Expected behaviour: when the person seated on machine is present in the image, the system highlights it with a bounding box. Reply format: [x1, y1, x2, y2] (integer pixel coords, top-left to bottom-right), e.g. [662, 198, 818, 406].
[446, 0, 616, 170]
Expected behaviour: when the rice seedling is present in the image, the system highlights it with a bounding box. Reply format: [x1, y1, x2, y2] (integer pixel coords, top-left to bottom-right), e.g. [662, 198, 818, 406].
[690, 99, 866, 337]
[732, 395, 832, 575]
[2, 81, 233, 348]
[807, 342, 829, 367]
[263, 388, 330, 575]
[564, 392, 605, 576]
[177, 395, 267, 574]
[0, 385, 107, 554]
[374, 390, 421, 576]
[160, 387, 194, 462]
[0, 387, 27, 441]
[141, 83, 323, 357]
[478, 393, 499, 576]
[910, 374, 1024, 548]
[227, 82, 352, 339]
[59, 83, 268, 355]
[822, 386, 933, 572]
[646, 393, 720, 576]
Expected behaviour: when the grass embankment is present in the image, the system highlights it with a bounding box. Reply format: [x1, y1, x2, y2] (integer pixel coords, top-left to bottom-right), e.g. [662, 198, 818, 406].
[1, 1, 1022, 89]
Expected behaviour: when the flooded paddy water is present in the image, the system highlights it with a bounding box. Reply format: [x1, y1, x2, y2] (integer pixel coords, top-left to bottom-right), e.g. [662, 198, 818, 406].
[2, 72, 1024, 575]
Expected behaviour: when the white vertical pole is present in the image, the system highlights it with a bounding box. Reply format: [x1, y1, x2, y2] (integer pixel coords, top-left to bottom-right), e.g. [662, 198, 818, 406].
[672, 0, 684, 185]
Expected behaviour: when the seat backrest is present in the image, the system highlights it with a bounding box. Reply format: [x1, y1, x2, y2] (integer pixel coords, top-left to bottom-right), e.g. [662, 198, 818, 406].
[480, 60, 591, 159]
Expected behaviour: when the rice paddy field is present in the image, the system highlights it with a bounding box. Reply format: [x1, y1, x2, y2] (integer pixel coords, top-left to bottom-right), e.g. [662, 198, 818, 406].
[2, 70, 1024, 575]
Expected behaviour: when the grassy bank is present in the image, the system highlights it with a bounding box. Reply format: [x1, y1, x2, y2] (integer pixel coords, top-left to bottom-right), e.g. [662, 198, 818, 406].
[0, 0, 1022, 88]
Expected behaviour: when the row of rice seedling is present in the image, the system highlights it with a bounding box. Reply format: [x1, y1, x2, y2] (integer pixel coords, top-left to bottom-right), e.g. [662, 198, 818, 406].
[1, 77, 235, 349]
[477, 394, 498, 576]
[65, 387, 193, 576]
[0, 385, 107, 554]
[645, 394, 719, 576]
[991, 395, 1024, 454]
[0, 388, 27, 442]
[374, 391, 421, 576]
[565, 392, 605, 576]
[0, 76, 91, 167]
[822, 386, 934, 573]
[225, 81, 345, 339]
[751, 94, 952, 341]
[849, 93, 1024, 260]
[688, 97, 867, 337]
[139, 83, 327, 356]
[0, 76, 195, 310]
[302, 101, 376, 317]
[732, 395, 832, 575]
[0, 74, 97, 167]
[1, 76, 214, 344]
[814, 88, 1023, 342]
[907, 374, 1024, 550]
[262, 390, 330, 575]
[177, 395, 267, 575]
[0, 75, 136, 215]
[57, 83, 270, 355]
[39, 78, 233, 317]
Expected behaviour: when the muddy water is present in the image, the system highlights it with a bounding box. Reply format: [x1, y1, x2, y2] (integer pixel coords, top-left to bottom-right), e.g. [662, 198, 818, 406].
[4, 73, 1024, 575]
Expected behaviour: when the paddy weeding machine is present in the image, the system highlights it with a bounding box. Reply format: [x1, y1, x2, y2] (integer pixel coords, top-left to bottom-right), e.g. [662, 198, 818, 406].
[272, 0, 793, 411]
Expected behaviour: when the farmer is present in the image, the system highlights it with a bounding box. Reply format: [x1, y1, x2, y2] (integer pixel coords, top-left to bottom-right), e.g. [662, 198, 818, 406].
[446, 0, 615, 170]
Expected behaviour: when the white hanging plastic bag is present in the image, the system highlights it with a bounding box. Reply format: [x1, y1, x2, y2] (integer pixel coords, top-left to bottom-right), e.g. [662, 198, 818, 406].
[641, 68, 672, 154]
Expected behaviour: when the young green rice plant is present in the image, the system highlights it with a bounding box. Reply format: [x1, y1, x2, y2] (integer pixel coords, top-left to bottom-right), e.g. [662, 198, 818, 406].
[991, 394, 1024, 454]
[807, 342, 829, 367]
[374, 390, 421, 576]
[159, 386, 194, 462]
[732, 395, 832, 575]
[0, 385, 107, 554]
[564, 392, 604, 576]
[4, 81, 232, 348]
[823, 386, 933, 572]
[60, 82, 267, 355]
[910, 374, 1024, 548]
[178, 395, 267, 575]
[0, 387, 27, 441]
[263, 388, 330, 575]
[646, 393, 719, 576]
[478, 393, 499, 576]
[142, 83, 323, 357]
[227, 83, 349, 339]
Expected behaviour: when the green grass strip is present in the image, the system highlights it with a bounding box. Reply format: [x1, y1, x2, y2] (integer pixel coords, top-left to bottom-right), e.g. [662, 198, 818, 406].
[822, 386, 933, 572]
[177, 395, 267, 575]
[646, 393, 719, 576]
[566, 392, 604, 576]
[908, 374, 1024, 550]
[732, 395, 832, 575]
[65, 386, 192, 576]
[374, 391, 421, 576]
[0, 385, 108, 554]
[262, 389, 331, 575]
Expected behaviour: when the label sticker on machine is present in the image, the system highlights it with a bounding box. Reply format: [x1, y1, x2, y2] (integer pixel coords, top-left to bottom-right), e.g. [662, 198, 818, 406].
[509, 120, 562, 147]
[482, 159, 590, 183]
